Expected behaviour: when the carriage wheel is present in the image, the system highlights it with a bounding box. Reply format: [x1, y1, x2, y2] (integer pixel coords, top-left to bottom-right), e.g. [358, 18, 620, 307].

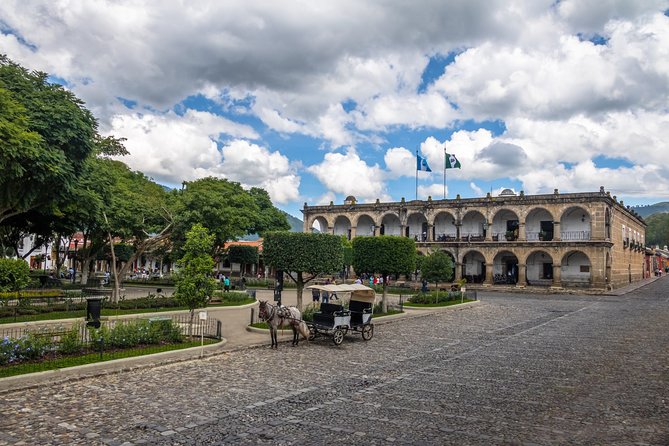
[308, 326, 316, 341]
[361, 324, 374, 341]
[332, 329, 345, 346]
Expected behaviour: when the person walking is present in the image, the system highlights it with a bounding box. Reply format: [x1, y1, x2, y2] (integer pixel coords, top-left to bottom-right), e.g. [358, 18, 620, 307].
[224, 275, 230, 292]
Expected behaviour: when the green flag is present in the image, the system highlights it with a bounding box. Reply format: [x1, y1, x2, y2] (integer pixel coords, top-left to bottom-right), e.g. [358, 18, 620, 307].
[445, 152, 461, 169]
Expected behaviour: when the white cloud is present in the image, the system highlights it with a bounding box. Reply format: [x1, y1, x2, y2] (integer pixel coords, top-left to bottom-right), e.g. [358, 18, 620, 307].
[470, 182, 484, 196]
[384, 147, 415, 178]
[307, 150, 389, 202]
[417, 183, 447, 201]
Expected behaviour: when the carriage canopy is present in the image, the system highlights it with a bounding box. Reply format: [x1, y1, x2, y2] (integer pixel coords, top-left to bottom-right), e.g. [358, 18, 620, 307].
[306, 284, 376, 304]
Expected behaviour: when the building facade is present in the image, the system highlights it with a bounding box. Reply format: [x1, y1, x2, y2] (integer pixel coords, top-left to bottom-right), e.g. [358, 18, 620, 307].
[302, 187, 647, 291]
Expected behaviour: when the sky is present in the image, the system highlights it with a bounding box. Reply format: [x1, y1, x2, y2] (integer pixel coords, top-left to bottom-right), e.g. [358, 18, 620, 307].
[1, 1, 669, 219]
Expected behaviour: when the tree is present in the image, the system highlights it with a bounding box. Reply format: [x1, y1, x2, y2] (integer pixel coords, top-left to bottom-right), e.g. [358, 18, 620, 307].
[0, 258, 31, 292]
[227, 245, 258, 277]
[263, 232, 343, 310]
[0, 56, 97, 226]
[420, 251, 454, 302]
[352, 236, 416, 313]
[342, 236, 353, 279]
[645, 213, 669, 248]
[172, 178, 288, 256]
[174, 224, 216, 337]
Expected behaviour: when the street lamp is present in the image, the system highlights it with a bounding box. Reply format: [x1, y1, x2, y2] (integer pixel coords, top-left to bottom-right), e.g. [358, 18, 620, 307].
[72, 238, 79, 284]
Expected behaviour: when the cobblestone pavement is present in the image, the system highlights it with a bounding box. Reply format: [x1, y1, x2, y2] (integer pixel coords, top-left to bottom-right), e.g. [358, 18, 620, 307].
[1, 279, 668, 445]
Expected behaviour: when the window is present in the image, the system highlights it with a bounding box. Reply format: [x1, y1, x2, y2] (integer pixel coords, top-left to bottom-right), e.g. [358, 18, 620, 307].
[580, 265, 590, 273]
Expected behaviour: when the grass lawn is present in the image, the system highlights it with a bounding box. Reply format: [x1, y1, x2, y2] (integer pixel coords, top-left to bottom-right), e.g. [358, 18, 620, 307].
[0, 339, 219, 378]
[0, 298, 256, 324]
[403, 298, 476, 307]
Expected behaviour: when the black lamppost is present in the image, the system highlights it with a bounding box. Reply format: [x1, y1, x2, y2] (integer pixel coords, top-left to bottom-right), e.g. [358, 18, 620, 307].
[72, 239, 79, 284]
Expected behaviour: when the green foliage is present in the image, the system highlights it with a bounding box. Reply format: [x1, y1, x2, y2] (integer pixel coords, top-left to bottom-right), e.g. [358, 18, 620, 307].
[58, 325, 85, 355]
[263, 232, 343, 274]
[645, 213, 669, 248]
[0, 55, 97, 225]
[174, 224, 216, 313]
[421, 251, 454, 284]
[212, 290, 253, 303]
[342, 236, 353, 267]
[0, 258, 30, 292]
[98, 243, 135, 262]
[352, 236, 416, 278]
[408, 291, 464, 304]
[227, 245, 259, 267]
[172, 178, 288, 255]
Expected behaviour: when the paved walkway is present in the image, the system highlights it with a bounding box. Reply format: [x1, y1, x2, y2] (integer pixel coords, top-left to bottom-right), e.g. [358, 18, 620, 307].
[0, 277, 667, 445]
[0, 277, 662, 393]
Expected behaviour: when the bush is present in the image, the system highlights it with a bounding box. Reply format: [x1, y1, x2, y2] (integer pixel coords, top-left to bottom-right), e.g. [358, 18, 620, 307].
[212, 290, 252, 303]
[90, 318, 183, 349]
[0, 258, 31, 292]
[408, 291, 462, 304]
[58, 325, 85, 355]
[0, 332, 54, 365]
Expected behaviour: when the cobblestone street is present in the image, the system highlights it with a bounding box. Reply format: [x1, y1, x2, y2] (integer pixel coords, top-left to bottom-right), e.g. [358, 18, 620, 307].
[1, 279, 668, 445]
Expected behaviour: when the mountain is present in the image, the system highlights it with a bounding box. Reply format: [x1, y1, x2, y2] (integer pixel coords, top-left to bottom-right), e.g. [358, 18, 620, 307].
[284, 212, 304, 232]
[630, 202, 669, 218]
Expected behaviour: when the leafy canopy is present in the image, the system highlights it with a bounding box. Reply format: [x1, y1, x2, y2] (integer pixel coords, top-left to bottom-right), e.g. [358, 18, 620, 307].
[352, 236, 416, 278]
[263, 232, 343, 274]
[174, 224, 216, 313]
[227, 245, 259, 266]
[421, 251, 454, 284]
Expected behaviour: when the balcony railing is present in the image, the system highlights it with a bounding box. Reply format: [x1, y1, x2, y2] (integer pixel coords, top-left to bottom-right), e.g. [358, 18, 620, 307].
[560, 231, 591, 241]
[435, 233, 457, 242]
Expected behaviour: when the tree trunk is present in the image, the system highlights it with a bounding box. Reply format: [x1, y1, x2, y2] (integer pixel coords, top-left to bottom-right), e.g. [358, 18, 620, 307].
[296, 271, 304, 311]
[81, 257, 92, 285]
[382, 275, 388, 314]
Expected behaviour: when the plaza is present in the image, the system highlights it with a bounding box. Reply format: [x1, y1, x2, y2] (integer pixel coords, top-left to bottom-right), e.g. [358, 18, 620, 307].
[0, 278, 667, 445]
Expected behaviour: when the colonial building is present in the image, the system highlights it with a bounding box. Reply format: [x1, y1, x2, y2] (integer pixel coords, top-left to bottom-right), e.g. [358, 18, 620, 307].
[302, 187, 647, 291]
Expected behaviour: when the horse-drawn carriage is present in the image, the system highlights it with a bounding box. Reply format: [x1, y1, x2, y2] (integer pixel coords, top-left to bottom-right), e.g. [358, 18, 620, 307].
[305, 283, 375, 345]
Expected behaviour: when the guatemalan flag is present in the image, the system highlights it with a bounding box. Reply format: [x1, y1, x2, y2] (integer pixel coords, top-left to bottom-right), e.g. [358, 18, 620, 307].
[416, 154, 432, 172]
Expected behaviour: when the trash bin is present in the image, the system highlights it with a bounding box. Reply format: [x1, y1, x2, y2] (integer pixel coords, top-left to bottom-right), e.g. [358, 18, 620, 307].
[86, 297, 103, 328]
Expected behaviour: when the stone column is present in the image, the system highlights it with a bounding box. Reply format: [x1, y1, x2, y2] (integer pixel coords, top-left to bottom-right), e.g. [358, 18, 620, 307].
[373, 225, 380, 236]
[518, 222, 526, 241]
[516, 263, 527, 287]
[484, 266, 493, 286]
[552, 263, 562, 287]
[401, 225, 407, 237]
[485, 222, 492, 241]
[349, 226, 357, 240]
[427, 224, 434, 242]
[455, 262, 462, 281]
[553, 221, 561, 241]
[456, 223, 461, 241]
[328, 226, 334, 235]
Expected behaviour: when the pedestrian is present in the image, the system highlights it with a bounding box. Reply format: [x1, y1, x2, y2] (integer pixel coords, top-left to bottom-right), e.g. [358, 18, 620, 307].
[224, 275, 230, 292]
[312, 288, 320, 303]
[321, 289, 329, 304]
[369, 276, 374, 287]
[354, 277, 362, 284]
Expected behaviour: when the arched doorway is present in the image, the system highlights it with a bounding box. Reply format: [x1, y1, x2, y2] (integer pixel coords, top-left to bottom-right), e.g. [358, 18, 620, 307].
[560, 206, 591, 241]
[380, 213, 401, 236]
[492, 209, 519, 241]
[356, 214, 375, 237]
[462, 250, 485, 283]
[493, 250, 519, 284]
[526, 208, 554, 241]
[310, 216, 329, 233]
[333, 216, 352, 240]
[561, 251, 591, 287]
[433, 211, 457, 241]
[526, 250, 554, 286]
[407, 212, 428, 241]
[461, 211, 486, 241]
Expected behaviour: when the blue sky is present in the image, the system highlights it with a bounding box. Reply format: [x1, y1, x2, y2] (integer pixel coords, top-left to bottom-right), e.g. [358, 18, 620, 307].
[1, 1, 669, 219]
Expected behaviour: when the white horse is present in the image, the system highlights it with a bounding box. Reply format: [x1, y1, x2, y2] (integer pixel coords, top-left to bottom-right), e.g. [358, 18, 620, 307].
[258, 300, 310, 348]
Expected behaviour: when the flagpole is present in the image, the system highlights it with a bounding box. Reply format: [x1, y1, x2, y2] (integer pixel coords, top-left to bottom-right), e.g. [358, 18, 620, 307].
[443, 149, 446, 199]
[415, 150, 418, 200]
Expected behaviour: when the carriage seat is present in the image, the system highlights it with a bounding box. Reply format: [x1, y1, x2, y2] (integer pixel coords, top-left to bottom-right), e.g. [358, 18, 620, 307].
[348, 300, 373, 325]
[313, 303, 346, 326]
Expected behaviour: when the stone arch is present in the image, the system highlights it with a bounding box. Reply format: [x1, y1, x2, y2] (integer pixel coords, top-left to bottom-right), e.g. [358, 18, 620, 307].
[309, 215, 330, 233]
[491, 209, 520, 241]
[525, 207, 555, 241]
[355, 214, 376, 236]
[380, 213, 401, 236]
[461, 249, 486, 283]
[461, 210, 486, 240]
[561, 250, 591, 287]
[407, 212, 428, 241]
[492, 250, 519, 284]
[525, 250, 554, 286]
[333, 215, 352, 240]
[560, 206, 591, 241]
[433, 211, 457, 241]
